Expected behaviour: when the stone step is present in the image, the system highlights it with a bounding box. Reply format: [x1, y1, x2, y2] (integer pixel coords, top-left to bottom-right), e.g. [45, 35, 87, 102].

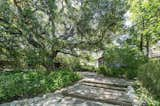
[82, 80, 129, 88]
[62, 90, 132, 106]
[81, 82, 127, 92]
[62, 84, 132, 106]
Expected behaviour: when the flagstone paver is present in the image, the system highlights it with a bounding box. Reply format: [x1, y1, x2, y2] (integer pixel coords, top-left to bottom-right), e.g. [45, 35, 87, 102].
[0, 72, 139, 106]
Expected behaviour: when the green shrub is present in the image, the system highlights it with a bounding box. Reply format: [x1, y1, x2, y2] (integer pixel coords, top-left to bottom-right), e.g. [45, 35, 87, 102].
[103, 46, 147, 79]
[54, 54, 81, 70]
[138, 60, 160, 98]
[0, 70, 81, 103]
[78, 65, 96, 72]
[97, 65, 112, 76]
[133, 81, 160, 105]
[98, 65, 107, 75]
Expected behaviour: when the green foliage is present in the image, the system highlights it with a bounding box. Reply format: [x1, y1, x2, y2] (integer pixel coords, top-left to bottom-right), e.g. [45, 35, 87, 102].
[54, 53, 97, 72]
[138, 60, 160, 98]
[0, 0, 128, 71]
[0, 70, 81, 103]
[128, 0, 160, 49]
[97, 65, 112, 76]
[54, 54, 81, 70]
[103, 46, 147, 79]
[77, 65, 96, 72]
[97, 65, 125, 78]
[133, 81, 160, 106]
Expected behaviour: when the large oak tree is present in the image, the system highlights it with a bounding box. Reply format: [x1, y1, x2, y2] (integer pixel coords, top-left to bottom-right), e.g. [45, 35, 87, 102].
[0, 0, 127, 71]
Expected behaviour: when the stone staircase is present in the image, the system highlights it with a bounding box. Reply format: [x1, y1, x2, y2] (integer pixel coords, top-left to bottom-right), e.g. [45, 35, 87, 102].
[61, 72, 138, 106]
[0, 72, 139, 106]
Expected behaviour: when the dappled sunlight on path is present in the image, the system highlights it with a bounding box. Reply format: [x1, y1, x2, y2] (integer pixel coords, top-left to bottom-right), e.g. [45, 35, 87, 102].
[1, 72, 139, 106]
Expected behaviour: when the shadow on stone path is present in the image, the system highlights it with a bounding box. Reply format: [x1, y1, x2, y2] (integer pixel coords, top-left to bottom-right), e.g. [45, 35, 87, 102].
[0, 72, 139, 106]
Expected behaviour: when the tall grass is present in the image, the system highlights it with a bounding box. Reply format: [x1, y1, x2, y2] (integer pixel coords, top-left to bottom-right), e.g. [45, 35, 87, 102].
[138, 60, 160, 98]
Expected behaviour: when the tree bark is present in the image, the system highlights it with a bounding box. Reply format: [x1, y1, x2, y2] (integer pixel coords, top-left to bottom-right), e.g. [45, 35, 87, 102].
[140, 34, 143, 51]
[146, 36, 150, 57]
[140, 17, 145, 51]
[43, 50, 59, 72]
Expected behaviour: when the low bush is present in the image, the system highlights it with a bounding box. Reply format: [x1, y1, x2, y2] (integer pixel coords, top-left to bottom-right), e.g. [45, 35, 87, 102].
[133, 81, 160, 105]
[97, 65, 112, 76]
[54, 54, 81, 70]
[0, 70, 81, 103]
[138, 60, 160, 98]
[77, 65, 96, 72]
[103, 46, 147, 79]
[97, 65, 127, 78]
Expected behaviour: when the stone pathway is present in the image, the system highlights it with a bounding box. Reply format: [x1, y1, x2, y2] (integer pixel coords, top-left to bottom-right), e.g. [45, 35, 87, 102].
[0, 72, 139, 106]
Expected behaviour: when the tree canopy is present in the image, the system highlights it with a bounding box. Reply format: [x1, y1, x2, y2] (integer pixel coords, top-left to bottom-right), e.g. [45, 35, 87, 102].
[0, 0, 128, 71]
[128, 0, 160, 56]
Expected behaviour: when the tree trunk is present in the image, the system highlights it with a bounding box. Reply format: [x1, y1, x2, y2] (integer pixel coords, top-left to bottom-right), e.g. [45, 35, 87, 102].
[43, 50, 59, 72]
[146, 36, 150, 57]
[140, 34, 143, 51]
[140, 17, 145, 52]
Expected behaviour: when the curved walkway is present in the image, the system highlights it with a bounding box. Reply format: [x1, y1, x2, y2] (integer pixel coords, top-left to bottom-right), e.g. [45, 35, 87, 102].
[0, 72, 139, 106]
